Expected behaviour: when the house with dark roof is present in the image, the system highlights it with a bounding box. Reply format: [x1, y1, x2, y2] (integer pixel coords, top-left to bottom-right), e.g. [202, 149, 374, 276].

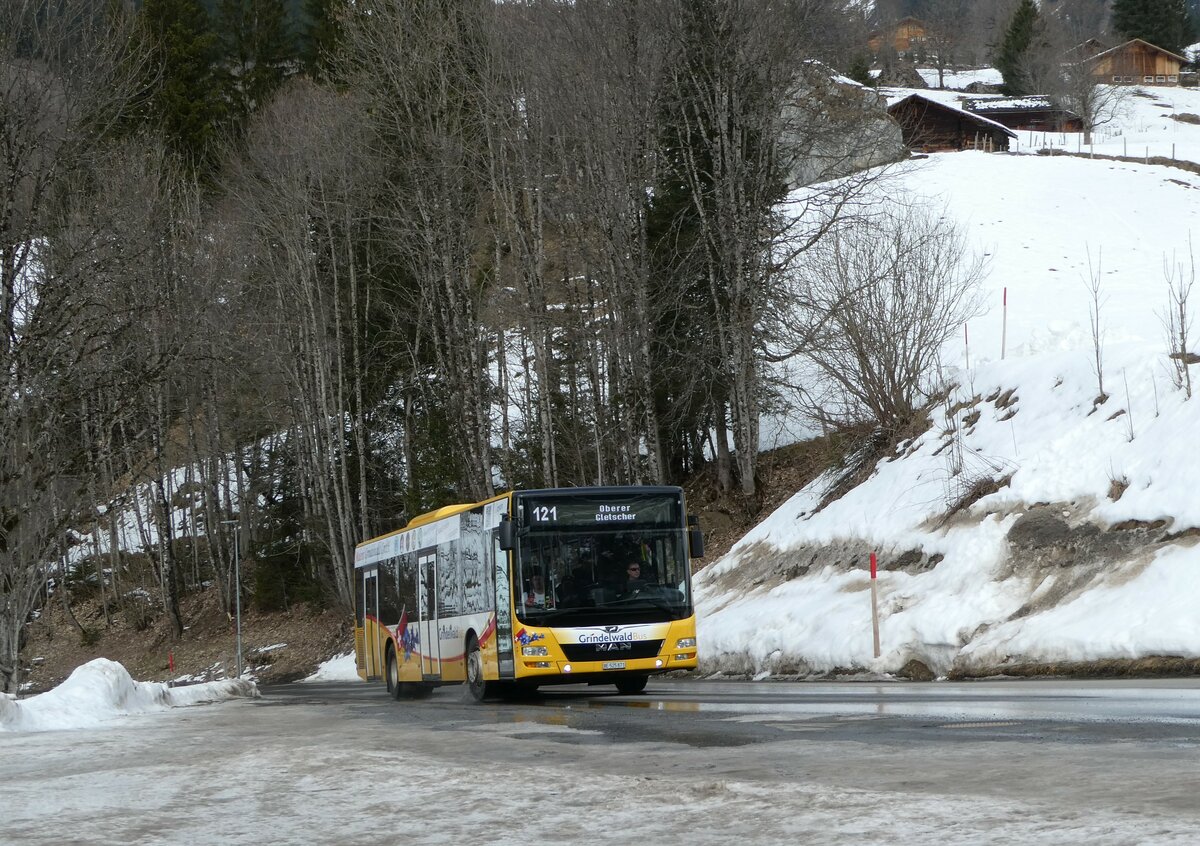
[963, 96, 1082, 133]
[887, 93, 1017, 153]
[1085, 38, 1188, 86]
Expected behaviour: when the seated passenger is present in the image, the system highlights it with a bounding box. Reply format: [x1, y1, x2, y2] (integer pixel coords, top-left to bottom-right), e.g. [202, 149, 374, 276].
[525, 572, 548, 607]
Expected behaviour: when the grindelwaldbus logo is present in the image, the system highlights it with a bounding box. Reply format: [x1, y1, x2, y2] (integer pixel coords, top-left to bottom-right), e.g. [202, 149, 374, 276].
[578, 628, 636, 644]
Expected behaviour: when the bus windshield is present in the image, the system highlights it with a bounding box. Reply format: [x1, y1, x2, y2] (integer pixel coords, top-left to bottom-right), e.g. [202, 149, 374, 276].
[514, 525, 692, 625]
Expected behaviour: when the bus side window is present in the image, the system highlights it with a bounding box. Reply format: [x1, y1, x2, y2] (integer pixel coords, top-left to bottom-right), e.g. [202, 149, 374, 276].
[364, 573, 377, 621]
[424, 558, 436, 617]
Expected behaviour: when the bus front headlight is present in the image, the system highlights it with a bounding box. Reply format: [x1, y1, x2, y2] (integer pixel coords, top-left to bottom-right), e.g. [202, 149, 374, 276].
[675, 637, 696, 649]
[522, 646, 549, 657]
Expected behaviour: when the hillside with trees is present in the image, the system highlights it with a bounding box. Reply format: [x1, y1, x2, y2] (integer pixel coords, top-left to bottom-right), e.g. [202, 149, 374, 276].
[2, 0, 1166, 694]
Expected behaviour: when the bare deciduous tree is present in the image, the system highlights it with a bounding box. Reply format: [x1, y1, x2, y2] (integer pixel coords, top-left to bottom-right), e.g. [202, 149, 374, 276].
[0, 0, 154, 693]
[226, 78, 384, 609]
[1085, 248, 1108, 402]
[922, 0, 974, 88]
[1162, 248, 1196, 400]
[339, 0, 498, 505]
[794, 204, 987, 436]
[655, 0, 886, 497]
[1027, 12, 1127, 144]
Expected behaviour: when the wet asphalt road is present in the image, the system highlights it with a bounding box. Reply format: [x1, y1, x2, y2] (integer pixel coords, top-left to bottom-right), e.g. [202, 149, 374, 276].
[5, 676, 1200, 845]
[261, 675, 1200, 748]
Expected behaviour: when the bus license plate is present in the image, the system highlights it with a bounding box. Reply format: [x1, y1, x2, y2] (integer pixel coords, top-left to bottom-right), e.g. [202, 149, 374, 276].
[602, 661, 626, 670]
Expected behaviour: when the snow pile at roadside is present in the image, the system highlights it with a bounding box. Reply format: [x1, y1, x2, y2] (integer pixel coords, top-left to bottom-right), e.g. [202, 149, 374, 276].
[302, 651, 362, 683]
[0, 658, 258, 733]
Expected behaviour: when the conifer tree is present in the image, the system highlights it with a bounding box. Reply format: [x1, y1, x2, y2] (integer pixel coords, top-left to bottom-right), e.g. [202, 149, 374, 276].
[994, 0, 1040, 96]
[216, 0, 296, 120]
[847, 53, 875, 86]
[1111, 0, 1195, 53]
[139, 0, 227, 173]
[300, 0, 345, 79]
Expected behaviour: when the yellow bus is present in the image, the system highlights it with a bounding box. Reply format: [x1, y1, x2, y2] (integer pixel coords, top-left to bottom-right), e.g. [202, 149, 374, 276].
[353, 486, 703, 701]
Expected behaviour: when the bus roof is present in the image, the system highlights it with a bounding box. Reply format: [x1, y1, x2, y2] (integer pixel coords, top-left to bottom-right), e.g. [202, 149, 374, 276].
[405, 501, 478, 530]
[513, 485, 683, 498]
[355, 486, 685, 551]
[356, 491, 511, 549]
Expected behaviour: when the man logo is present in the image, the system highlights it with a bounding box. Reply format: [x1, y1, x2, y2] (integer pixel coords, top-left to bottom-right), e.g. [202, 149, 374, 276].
[603, 625, 621, 634]
[596, 642, 631, 652]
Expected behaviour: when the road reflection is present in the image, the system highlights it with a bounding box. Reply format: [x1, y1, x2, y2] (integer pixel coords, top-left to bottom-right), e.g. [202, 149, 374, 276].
[540, 679, 1200, 725]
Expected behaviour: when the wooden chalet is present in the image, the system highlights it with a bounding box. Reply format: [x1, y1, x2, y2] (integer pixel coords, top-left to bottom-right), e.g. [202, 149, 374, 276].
[868, 17, 927, 54]
[963, 96, 1083, 133]
[1086, 38, 1187, 86]
[888, 93, 1016, 153]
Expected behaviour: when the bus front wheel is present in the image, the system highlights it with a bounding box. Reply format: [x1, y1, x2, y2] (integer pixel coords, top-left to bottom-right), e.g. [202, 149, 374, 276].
[615, 675, 648, 695]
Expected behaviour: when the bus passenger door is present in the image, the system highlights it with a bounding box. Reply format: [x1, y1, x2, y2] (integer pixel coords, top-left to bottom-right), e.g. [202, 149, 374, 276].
[492, 533, 514, 679]
[417, 552, 440, 677]
[363, 568, 380, 680]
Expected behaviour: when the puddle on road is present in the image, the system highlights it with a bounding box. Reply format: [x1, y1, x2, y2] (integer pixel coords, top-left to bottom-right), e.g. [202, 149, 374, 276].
[585, 699, 701, 713]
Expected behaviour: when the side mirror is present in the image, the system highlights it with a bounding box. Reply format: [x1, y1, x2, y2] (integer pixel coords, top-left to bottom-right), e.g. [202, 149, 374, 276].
[687, 514, 704, 558]
[498, 514, 516, 551]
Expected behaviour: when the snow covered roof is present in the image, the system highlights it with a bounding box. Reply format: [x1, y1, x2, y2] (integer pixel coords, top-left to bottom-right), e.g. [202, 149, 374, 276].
[965, 96, 1053, 112]
[964, 97, 1081, 119]
[888, 92, 1018, 138]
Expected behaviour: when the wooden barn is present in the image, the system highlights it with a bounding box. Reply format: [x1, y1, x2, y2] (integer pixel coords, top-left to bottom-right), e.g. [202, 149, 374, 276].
[868, 17, 927, 54]
[963, 96, 1083, 132]
[1087, 38, 1187, 86]
[887, 93, 1016, 153]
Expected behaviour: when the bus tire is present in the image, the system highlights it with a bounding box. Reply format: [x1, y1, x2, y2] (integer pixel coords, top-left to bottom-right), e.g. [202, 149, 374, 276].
[386, 647, 403, 701]
[465, 635, 491, 703]
[615, 675, 648, 695]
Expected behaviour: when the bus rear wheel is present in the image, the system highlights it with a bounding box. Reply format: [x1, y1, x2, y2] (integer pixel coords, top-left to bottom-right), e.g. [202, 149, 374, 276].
[615, 675, 648, 695]
[386, 648, 403, 701]
[466, 636, 491, 703]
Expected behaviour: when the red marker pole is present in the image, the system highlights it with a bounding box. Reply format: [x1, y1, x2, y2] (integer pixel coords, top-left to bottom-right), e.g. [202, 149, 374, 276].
[869, 552, 881, 659]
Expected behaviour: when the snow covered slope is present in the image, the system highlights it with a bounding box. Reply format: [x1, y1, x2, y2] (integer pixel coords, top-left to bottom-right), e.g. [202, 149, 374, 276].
[695, 85, 1200, 679]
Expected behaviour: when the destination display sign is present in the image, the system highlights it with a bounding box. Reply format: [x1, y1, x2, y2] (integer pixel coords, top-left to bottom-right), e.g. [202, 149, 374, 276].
[519, 493, 680, 529]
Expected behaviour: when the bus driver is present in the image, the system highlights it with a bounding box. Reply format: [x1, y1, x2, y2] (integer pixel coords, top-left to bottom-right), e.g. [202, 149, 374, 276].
[620, 561, 646, 596]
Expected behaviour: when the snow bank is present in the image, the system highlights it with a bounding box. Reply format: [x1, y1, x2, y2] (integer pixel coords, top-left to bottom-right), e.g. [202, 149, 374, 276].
[302, 651, 363, 683]
[0, 658, 259, 733]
